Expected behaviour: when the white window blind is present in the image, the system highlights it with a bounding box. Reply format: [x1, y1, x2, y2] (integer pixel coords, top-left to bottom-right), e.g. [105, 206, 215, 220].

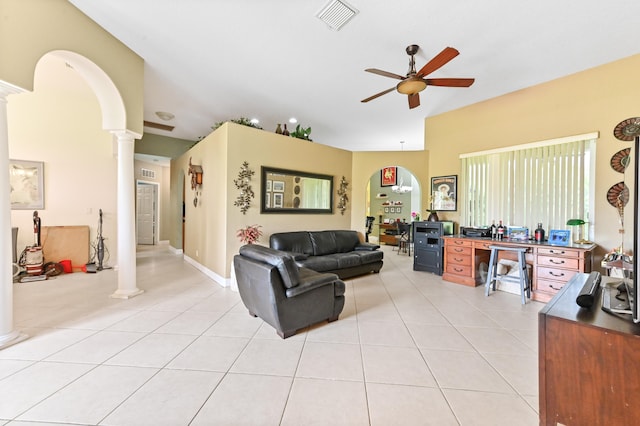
[460, 133, 597, 233]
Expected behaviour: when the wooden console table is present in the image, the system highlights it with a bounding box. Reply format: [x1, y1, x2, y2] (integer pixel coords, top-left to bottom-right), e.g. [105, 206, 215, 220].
[539, 273, 640, 425]
[442, 235, 596, 302]
[378, 223, 399, 246]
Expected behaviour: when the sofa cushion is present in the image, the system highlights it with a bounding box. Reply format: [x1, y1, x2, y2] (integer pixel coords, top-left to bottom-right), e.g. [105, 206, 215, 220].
[239, 244, 299, 289]
[309, 231, 338, 256]
[298, 255, 339, 272]
[333, 230, 361, 253]
[336, 253, 362, 269]
[270, 231, 314, 255]
[353, 250, 384, 264]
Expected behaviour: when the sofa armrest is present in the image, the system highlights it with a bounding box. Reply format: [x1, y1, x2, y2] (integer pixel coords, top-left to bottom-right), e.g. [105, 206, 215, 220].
[354, 242, 380, 251]
[285, 268, 341, 298]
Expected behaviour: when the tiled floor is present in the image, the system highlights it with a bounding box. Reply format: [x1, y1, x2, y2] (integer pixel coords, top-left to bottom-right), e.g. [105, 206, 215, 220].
[0, 244, 542, 425]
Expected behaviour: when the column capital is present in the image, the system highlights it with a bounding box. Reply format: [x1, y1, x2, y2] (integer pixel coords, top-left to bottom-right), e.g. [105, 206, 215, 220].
[0, 80, 26, 100]
[110, 129, 142, 141]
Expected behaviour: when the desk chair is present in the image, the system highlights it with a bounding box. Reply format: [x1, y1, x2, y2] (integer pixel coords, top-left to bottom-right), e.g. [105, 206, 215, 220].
[365, 216, 375, 242]
[394, 222, 412, 256]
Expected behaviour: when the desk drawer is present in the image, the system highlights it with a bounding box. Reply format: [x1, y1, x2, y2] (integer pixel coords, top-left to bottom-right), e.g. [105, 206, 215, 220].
[475, 241, 494, 250]
[537, 256, 579, 269]
[537, 266, 577, 283]
[447, 238, 472, 248]
[447, 245, 472, 256]
[536, 278, 568, 293]
[447, 252, 471, 266]
[446, 263, 473, 277]
[537, 247, 579, 258]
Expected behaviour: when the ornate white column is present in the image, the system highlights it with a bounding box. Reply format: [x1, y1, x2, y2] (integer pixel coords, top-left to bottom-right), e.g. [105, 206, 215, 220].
[110, 130, 143, 299]
[0, 81, 28, 349]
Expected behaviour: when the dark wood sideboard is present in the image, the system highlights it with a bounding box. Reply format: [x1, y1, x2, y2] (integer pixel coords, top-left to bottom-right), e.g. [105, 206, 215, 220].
[538, 273, 640, 425]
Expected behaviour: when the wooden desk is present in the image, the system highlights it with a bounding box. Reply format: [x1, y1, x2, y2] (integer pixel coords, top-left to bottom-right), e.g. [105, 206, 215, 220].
[442, 235, 596, 302]
[539, 273, 640, 425]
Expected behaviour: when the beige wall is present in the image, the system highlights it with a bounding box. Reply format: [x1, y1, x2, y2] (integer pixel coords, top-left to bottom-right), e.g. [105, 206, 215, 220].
[0, 0, 144, 135]
[171, 123, 354, 280]
[425, 54, 640, 263]
[9, 55, 117, 262]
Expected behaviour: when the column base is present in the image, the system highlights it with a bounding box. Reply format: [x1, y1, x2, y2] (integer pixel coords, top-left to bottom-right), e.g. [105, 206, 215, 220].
[110, 288, 144, 299]
[0, 330, 28, 350]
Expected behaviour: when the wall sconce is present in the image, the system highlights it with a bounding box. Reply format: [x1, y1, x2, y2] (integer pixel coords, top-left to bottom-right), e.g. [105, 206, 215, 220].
[188, 157, 203, 190]
[336, 176, 349, 215]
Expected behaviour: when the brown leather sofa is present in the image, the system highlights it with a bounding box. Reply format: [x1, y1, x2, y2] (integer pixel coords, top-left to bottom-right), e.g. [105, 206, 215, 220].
[233, 244, 346, 338]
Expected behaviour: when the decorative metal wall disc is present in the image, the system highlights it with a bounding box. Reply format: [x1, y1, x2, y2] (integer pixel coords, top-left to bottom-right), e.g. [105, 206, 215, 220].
[606, 182, 629, 208]
[610, 148, 631, 173]
[614, 117, 640, 141]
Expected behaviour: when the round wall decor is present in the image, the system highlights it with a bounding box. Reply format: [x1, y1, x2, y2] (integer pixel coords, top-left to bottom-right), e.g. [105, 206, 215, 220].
[613, 117, 640, 141]
[610, 148, 631, 173]
[606, 181, 629, 209]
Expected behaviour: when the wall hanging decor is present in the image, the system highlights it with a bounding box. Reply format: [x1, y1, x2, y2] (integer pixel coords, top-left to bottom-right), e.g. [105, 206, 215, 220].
[9, 159, 44, 210]
[188, 157, 203, 207]
[431, 175, 457, 211]
[233, 161, 255, 214]
[336, 176, 349, 215]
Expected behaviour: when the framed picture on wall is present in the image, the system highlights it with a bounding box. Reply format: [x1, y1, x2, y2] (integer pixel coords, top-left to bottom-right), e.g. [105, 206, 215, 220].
[10, 159, 44, 210]
[273, 193, 283, 208]
[384, 207, 389, 213]
[381, 166, 397, 187]
[272, 181, 285, 192]
[431, 175, 457, 211]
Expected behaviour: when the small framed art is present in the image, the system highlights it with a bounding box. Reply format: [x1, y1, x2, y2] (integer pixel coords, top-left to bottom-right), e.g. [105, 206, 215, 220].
[548, 229, 571, 246]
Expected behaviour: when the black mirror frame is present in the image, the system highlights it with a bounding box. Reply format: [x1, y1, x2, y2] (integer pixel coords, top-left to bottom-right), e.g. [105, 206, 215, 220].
[261, 166, 334, 214]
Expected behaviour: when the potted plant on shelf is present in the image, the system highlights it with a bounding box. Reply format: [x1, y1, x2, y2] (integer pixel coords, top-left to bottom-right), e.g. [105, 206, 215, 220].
[289, 124, 312, 141]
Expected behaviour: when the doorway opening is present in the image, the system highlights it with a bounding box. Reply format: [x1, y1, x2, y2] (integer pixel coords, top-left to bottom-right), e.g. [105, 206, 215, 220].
[136, 180, 159, 245]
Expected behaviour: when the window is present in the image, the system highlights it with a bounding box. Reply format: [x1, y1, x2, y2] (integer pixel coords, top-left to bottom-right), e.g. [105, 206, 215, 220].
[460, 132, 598, 234]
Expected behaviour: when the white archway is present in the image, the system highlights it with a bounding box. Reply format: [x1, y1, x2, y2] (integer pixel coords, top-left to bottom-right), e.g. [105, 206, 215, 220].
[0, 50, 142, 349]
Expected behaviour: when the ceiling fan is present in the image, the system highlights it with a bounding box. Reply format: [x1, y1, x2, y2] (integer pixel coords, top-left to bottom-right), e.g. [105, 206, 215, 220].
[361, 44, 475, 109]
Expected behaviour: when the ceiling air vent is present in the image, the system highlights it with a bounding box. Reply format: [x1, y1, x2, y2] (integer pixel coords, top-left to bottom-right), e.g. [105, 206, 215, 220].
[316, 0, 359, 31]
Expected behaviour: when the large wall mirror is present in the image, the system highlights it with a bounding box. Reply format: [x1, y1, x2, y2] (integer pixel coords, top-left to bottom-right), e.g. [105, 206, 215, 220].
[261, 166, 334, 214]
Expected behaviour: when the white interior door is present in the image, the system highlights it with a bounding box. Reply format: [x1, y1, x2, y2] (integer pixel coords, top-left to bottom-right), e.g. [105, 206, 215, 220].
[136, 182, 157, 245]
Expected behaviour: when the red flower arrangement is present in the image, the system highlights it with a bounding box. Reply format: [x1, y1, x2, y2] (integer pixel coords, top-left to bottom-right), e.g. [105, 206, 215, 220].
[237, 224, 263, 244]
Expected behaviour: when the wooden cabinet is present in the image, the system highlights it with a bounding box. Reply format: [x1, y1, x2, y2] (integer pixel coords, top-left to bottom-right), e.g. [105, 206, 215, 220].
[378, 223, 398, 246]
[535, 247, 591, 301]
[442, 237, 490, 286]
[442, 236, 595, 302]
[539, 273, 640, 425]
[413, 221, 445, 275]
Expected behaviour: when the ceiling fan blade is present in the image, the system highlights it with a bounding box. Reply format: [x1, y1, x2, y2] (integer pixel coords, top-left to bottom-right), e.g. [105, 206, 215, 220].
[365, 68, 406, 80]
[425, 78, 475, 87]
[416, 47, 459, 77]
[361, 87, 396, 103]
[408, 93, 420, 109]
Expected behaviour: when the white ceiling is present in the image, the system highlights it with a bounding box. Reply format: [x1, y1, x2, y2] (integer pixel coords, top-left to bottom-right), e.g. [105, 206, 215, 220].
[69, 0, 640, 152]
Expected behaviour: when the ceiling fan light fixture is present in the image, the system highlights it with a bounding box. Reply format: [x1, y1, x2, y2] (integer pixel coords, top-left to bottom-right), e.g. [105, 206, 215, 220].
[397, 78, 427, 95]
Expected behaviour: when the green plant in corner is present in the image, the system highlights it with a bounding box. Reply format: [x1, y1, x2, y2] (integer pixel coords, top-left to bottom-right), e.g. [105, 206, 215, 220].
[289, 124, 312, 141]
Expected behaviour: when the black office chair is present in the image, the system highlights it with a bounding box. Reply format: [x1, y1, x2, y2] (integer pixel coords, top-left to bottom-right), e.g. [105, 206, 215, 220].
[365, 216, 375, 242]
[394, 222, 412, 255]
